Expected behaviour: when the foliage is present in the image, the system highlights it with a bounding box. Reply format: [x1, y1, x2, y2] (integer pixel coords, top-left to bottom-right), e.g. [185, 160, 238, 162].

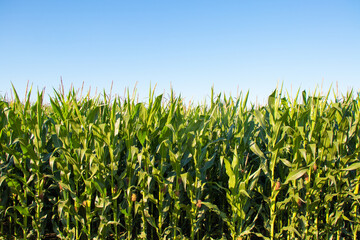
[0, 86, 359, 239]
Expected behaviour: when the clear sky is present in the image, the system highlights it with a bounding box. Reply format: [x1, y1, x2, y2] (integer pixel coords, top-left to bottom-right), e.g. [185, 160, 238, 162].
[1, 1, 359, 104]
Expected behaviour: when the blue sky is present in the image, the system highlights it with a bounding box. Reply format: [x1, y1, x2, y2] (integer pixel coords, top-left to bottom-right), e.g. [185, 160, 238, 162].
[1, 1, 359, 104]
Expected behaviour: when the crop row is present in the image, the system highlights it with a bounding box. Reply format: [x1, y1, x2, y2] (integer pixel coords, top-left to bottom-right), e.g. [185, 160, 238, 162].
[0, 86, 359, 239]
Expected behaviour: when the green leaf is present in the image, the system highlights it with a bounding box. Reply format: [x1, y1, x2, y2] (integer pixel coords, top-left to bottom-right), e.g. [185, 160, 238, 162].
[309, 143, 316, 158]
[250, 141, 265, 159]
[0, 176, 7, 186]
[201, 201, 228, 220]
[268, 90, 276, 110]
[224, 157, 235, 190]
[342, 162, 360, 171]
[231, 147, 239, 170]
[279, 158, 292, 167]
[285, 168, 307, 184]
[137, 130, 146, 146]
[254, 110, 266, 130]
[302, 90, 307, 104]
[50, 98, 64, 122]
[14, 206, 31, 216]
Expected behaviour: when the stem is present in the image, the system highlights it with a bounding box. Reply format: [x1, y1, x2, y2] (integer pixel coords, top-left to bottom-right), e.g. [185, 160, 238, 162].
[305, 183, 310, 238]
[326, 205, 330, 239]
[23, 191, 27, 239]
[173, 177, 180, 239]
[189, 184, 196, 240]
[289, 211, 297, 239]
[140, 193, 147, 238]
[190, 204, 197, 240]
[190, 179, 197, 240]
[36, 199, 41, 239]
[127, 199, 133, 240]
[158, 189, 164, 238]
[270, 197, 276, 240]
[353, 175, 360, 240]
[110, 149, 118, 239]
[337, 226, 341, 240]
[36, 173, 42, 239]
[75, 183, 79, 240]
[354, 224, 358, 240]
[65, 191, 70, 235]
[9, 215, 13, 238]
[86, 199, 91, 238]
[315, 207, 319, 239]
[158, 156, 165, 238]
[75, 205, 79, 240]
[270, 152, 278, 240]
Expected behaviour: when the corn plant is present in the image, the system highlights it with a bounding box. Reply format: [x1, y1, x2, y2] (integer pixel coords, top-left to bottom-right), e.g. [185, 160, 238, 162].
[1, 85, 360, 239]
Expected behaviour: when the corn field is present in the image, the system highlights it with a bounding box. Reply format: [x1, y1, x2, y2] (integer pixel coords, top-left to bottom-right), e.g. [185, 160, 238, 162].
[0, 86, 360, 239]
